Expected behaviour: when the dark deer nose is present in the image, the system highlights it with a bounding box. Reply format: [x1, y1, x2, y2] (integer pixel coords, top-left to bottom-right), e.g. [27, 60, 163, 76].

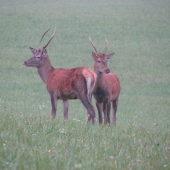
[106, 69, 110, 74]
[23, 61, 27, 66]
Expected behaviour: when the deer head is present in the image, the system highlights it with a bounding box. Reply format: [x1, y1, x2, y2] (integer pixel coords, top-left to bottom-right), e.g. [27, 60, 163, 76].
[89, 37, 115, 74]
[23, 27, 56, 68]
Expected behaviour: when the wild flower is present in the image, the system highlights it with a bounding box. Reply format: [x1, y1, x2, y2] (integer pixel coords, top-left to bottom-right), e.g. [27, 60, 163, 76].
[128, 164, 131, 167]
[36, 148, 39, 151]
[5, 141, 7, 143]
[128, 124, 130, 127]
[48, 150, 52, 153]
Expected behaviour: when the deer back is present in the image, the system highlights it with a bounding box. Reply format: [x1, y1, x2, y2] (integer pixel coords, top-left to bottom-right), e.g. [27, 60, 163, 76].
[47, 67, 97, 100]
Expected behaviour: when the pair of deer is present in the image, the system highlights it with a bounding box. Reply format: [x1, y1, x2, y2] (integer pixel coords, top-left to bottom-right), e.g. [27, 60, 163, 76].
[23, 28, 121, 126]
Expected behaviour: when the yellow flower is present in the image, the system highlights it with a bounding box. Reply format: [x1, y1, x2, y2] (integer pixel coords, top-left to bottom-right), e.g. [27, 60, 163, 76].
[48, 150, 52, 153]
[128, 124, 130, 127]
[5, 141, 7, 143]
[83, 139, 85, 140]
[37, 148, 39, 151]
[128, 164, 131, 167]
[42, 152, 44, 154]
[124, 119, 125, 121]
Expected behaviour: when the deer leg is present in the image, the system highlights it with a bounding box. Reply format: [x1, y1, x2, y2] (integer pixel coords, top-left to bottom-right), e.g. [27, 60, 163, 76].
[96, 102, 103, 125]
[63, 99, 69, 121]
[51, 94, 58, 119]
[87, 94, 92, 122]
[112, 97, 119, 126]
[106, 102, 111, 125]
[78, 94, 96, 125]
[103, 103, 108, 125]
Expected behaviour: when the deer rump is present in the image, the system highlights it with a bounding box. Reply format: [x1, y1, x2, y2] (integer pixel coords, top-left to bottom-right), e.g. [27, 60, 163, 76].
[47, 67, 96, 100]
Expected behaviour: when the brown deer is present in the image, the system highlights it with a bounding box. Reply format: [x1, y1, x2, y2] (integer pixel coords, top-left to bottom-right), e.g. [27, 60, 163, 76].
[89, 37, 121, 126]
[23, 28, 97, 124]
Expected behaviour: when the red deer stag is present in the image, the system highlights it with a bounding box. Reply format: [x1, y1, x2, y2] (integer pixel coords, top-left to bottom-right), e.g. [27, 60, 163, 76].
[23, 28, 97, 124]
[89, 37, 121, 126]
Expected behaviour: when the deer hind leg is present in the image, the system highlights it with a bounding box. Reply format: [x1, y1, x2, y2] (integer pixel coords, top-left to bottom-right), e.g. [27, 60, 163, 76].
[50, 94, 58, 120]
[96, 102, 103, 125]
[63, 99, 69, 121]
[78, 93, 96, 125]
[83, 76, 96, 124]
[112, 97, 119, 126]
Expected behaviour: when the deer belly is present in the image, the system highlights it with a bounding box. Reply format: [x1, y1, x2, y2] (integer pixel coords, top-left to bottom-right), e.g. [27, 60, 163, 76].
[59, 89, 78, 100]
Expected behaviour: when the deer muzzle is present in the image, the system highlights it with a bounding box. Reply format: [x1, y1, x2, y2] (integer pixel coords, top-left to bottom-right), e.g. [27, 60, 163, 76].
[105, 69, 110, 74]
[23, 61, 28, 67]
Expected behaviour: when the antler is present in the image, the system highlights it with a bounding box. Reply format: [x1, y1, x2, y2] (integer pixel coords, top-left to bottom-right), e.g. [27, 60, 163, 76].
[43, 27, 57, 49]
[39, 28, 51, 49]
[104, 38, 108, 55]
[89, 37, 98, 53]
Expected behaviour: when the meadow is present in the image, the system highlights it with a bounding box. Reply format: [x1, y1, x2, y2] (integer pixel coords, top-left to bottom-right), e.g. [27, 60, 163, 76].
[0, 0, 170, 169]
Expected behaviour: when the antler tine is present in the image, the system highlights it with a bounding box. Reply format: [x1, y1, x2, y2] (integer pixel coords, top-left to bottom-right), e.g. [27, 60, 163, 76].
[43, 27, 57, 49]
[39, 28, 51, 49]
[89, 37, 98, 53]
[104, 38, 108, 55]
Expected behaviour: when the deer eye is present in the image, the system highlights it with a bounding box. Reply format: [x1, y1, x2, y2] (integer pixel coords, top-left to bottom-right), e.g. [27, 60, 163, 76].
[98, 60, 100, 62]
[37, 56, 40, 59]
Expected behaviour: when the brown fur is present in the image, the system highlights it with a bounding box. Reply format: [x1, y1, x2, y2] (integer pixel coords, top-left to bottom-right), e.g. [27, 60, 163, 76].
[89, 37, 121, 126]
[23, 28, 96, 124]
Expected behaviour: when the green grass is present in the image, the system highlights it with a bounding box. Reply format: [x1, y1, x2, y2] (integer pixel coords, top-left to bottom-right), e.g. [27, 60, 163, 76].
[0, 0, 170, 169]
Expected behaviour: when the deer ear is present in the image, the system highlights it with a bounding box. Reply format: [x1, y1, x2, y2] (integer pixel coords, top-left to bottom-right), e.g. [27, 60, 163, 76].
[92, 52, 97, 59]
[106, 53, 115, 59]
[30, 47, 37, 54]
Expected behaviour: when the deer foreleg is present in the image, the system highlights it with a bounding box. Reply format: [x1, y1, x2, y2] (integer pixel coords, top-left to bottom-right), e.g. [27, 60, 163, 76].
[106, 102, 111, 125]
[103, 103, 108, 125]
[63, 99, 69, 121]
[96, 102, 103, 125]
[51, 95, 58, 119]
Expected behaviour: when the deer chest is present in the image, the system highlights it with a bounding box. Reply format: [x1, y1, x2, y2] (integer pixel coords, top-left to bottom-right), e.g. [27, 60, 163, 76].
[93, 87, 109, 103]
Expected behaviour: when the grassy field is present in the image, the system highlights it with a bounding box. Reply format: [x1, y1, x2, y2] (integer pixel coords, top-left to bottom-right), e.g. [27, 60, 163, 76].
[0, 0, 170, 169]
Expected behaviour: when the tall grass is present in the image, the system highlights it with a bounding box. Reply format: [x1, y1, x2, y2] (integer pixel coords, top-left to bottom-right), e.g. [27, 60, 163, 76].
[0, 0, 170, 169]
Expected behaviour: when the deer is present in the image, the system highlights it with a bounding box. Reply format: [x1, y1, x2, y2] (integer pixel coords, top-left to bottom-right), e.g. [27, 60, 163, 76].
[89, 37, 121, 126]
[23, 28, 97, 125]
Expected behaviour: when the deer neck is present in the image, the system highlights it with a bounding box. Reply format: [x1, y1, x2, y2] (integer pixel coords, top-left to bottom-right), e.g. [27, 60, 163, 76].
[94, 69, 104, 87]
[37, 56, 54, 84]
